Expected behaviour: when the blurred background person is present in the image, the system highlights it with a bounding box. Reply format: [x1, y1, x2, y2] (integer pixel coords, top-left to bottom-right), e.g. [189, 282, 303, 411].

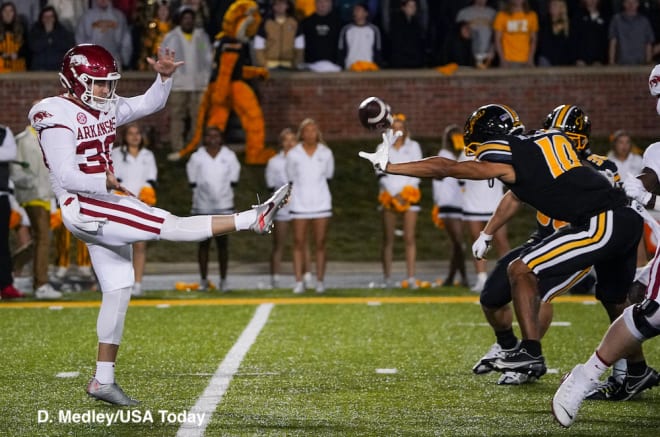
[300, 0, 342, 72]
[137, 0, 172, 72]
[286, 118, 334, 293]
[254, 0, 304, 70]
[75, 0, 132, 69]
[374, 114, 421, 288]
[387, 0, 426, 69]
[536, 0, 572, 66]
[0, 1, 27, 73]
[456, 0, 496, 68]
[186, 126, 240, 292]
[608, 0, 653, 65]
[28, 5, 74, 71]
[440, 19, 476, 67]
[162, 6, 212, 152]
[458, 145, 510, 293]
[338, 2, 382, 70]
[570, 0, 608, 66]
[47, 0, 88, 33]
[493, 0, 538, 68]
[432, 125, 467, 288]
[10, 114, 61, 299]
[0, 122, 23, 298]
[111, 123, 158, 297]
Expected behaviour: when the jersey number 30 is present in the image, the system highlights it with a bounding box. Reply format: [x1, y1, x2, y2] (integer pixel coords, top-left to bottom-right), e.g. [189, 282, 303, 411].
[77, 135, 115, 174]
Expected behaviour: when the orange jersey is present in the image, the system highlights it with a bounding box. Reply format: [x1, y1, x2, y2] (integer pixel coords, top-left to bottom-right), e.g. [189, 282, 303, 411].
[493, 10, 538, 63]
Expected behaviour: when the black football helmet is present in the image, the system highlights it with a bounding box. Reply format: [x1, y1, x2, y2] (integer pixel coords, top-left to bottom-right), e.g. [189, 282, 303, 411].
[543, 104, 591, 155]
[463, 104, 525, 155]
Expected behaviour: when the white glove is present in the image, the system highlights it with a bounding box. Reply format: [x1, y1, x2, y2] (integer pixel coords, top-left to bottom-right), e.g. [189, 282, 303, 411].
[167, 152, 182, 162]
[472, 231, 493, 259]
[358, 129, 401, 171]
[623, 174, 652, 206]
[60, 196, 107, 233]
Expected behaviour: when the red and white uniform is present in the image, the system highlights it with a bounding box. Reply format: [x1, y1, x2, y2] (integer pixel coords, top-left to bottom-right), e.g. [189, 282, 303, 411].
[641, 142, 660, 301]
[28, 76, 173, 291]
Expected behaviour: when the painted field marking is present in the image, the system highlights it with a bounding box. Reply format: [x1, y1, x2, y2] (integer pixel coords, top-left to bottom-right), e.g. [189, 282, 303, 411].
[375, 368, 398, 374]
[55, 371, 80, 378]
[0, 295, 598, 310]
[176, 303, 274, 437]
[459, 321, 572, 327]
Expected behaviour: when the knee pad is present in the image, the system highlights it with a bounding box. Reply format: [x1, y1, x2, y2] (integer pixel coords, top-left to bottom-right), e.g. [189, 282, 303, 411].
[97, 287, 132, 345]
[160, 214, 212, 242]
[622, 299, 660, 342]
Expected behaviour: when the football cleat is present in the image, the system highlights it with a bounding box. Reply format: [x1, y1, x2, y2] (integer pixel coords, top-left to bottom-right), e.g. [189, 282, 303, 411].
[86, 378, 139, 406]
[585, 375, 622, 400]
[250, 183, 291, 235]
[473, 343, 503, 375]
[552, 364, 598, 428]
[491, 347, 547, 378]
[588, 367, 660, 401]
[1, 284, 25, 299]
[497, 371, 536, 385]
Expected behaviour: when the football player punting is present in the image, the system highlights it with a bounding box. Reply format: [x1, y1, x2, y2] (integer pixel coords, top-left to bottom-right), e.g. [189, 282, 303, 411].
[30, 44, 290, 406]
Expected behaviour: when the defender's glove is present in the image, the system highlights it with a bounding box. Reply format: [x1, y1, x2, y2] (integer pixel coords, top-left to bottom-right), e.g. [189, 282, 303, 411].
[623, 174, 652, 206]
[358, 129, 401, 171]
[472, 231, 493, 260]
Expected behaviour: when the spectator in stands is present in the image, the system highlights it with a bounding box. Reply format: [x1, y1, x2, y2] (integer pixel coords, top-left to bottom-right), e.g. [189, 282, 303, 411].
[338, 2, 383, 70]
[608, 0, 654, 65]
[493, 0, 538, 68]
[300, 0, 342, 72]
[286, 118, 334, 294]
[28, 6, 74, 71]
[537, 0, 572, 66]
[570, 0, 608, 65]
[380, 0, 428, 37]
[432, 125, 467, 288]
[75, 0, 132, 69]
[174, 0, 210, 30]
[456, 0, 496, 69]
[10, 112, 62, 299]
[441, 20, 476, 67]
[186, 126, 241, 292]
[137, 0, 172, 71]
[294, 0, 316, 19]
[336, 0, 379, 25]
[111, 123, 157, 297]
[161, 6, 212, 152]
[0, 1, 27, 73]
[254, 0, 304, 70]
[47, 0, 88, 33]
[0, 123, 24, 299]
[388, 0, 426, 68]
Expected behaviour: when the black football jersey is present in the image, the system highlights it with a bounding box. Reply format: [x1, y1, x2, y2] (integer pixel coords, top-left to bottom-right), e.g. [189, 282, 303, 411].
[475, 130, 627, 224]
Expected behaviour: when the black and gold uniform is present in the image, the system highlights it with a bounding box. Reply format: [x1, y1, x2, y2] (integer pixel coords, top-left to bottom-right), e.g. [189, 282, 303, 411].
[475, 129, 642, 301]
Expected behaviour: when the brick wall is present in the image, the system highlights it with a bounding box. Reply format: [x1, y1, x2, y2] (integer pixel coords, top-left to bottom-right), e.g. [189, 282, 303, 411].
[2, 66, 657, 142]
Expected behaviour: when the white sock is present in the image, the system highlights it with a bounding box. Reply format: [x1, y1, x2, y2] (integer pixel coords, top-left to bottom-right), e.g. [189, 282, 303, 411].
[583, 352, 609, 380]
[95, 361, 115, 384]
[234, 209, 257, 231]
[477, 272, 488, 281]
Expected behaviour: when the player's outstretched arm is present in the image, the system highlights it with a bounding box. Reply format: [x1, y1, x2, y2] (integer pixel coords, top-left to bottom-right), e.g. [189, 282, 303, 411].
[146, 47, 184, 82]
[386, 157, 516, 183]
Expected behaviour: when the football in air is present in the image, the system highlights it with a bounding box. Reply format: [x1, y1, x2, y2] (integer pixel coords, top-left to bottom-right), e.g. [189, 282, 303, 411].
[358, 96, 393, 131]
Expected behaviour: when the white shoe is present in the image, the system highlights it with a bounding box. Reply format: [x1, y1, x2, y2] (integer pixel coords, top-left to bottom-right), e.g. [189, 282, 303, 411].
[250, 183, 291, 234]
[54, 266, 68, 279]
[552, 364, 598, 428]
[220, 279, 231, 293]
[131, 283, 143, 297]
[497, 371, 534, 385]
[77, 266, 94, 280]
[293, 281, 304, 294]
[471, 273, 488, 293]
[472, 343, 504, 374]
[303, 272, 314, 289]
[271, 274, 280, 289]
[35, 283, 63, 300]
[315, 281, 325, 293]
[199, 279, 214, 291]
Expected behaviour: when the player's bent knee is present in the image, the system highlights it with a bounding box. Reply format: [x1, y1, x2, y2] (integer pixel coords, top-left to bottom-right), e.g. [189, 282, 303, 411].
[623, 299, 660, 341]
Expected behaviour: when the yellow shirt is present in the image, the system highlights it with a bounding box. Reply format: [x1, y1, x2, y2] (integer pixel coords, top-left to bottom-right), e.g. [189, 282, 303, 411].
[493, 10, 538, 63]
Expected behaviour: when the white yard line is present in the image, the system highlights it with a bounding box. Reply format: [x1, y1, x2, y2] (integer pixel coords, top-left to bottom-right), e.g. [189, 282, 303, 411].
[177, 303, 274, 437]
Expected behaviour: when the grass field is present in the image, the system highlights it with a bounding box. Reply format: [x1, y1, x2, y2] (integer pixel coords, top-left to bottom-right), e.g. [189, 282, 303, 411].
[1, 288, 659, 436]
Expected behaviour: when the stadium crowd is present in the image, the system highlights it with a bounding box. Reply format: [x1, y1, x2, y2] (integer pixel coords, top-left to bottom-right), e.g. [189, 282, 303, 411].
[0, 0, 659, 74]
